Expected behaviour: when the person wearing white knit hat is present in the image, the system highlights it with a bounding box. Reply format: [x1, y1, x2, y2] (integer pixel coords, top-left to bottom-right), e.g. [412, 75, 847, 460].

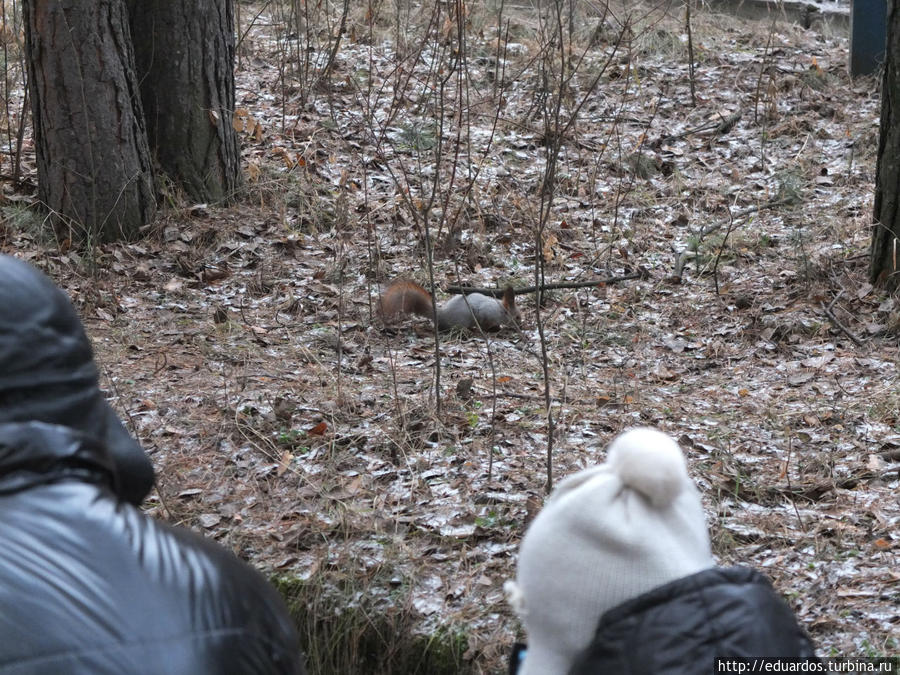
[506, 427, 816, 675]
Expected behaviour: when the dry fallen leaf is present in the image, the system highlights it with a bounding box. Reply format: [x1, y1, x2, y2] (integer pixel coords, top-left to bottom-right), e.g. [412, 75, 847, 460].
[163, 277, 183, 292]
[277, 450, 292, 477]
[198, 513, 222, 529]
[308, 421, 328, 436]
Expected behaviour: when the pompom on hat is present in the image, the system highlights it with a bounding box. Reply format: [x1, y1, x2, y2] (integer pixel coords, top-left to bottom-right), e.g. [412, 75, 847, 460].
[506, 427, 714, 675]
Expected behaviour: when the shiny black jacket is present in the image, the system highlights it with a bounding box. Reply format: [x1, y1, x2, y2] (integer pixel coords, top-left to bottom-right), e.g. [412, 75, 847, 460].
[0, 255, 304, 674]
[569, 566, 817, 674]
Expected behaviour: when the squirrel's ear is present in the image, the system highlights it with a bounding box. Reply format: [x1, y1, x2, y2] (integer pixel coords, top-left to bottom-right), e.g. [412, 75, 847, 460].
[502, 286, 516, 307]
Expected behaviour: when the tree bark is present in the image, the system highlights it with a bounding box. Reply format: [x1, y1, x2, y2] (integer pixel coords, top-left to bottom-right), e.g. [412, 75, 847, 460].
[872, 2, 900, 290]
[23, 0, 156, 244]
[128, 0, 242, 204]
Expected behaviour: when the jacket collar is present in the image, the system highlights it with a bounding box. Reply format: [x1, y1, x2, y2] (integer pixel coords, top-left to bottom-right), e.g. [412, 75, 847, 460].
[598, 565, 761, 626]
[0, 421, 115, 495]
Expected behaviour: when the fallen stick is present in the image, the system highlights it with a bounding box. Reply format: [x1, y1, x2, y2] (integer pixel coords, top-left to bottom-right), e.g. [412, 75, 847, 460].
[821, 291, 864, 347]
[447, 270, 647, 297]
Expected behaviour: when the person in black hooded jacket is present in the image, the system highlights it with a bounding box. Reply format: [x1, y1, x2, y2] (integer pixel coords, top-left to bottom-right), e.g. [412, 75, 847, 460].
[505, 427, 816, 675]
[0, 254, 306, 675]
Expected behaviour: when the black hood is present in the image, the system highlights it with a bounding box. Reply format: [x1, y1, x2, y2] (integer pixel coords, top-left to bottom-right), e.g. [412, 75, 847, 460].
[0, 421, 115, 495]
[0, 254, 154, 504]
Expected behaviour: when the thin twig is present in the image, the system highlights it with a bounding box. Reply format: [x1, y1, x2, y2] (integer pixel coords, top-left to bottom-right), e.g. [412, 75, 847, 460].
[656, 112, 741, 146]
[699, 197, 793, 239]
[821, 290, 864, 347]
[309, 0, 350, 94]
[784, 430, 805, 530]
[446, 271, 645, 297]
[685, 2, 696, 107]
[712, 200, 737, 296]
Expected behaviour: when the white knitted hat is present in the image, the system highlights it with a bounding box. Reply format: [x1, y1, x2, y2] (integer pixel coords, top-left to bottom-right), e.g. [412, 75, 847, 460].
[506, 427, 714, 675]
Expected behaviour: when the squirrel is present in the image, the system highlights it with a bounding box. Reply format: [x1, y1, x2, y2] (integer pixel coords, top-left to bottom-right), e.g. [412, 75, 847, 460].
[379, 279, 520, 332]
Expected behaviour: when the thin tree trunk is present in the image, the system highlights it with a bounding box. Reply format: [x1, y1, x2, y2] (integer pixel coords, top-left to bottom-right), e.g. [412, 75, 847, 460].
[23, 0, 156, 244]
[872, 1, 900, 290]
[128, 0, 242, 203]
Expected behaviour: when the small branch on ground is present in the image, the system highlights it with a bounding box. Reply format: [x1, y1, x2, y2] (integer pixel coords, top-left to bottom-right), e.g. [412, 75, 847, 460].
[699, 197, 794, 239]
[655, 111, 741, 146]
[821, 290, 864, 347]
[446, 270, 647, 297]
[672, 198, 795, 281]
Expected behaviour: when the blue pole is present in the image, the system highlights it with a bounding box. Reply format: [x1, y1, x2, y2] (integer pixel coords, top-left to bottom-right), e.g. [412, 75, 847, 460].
[850, 0, 887, 76]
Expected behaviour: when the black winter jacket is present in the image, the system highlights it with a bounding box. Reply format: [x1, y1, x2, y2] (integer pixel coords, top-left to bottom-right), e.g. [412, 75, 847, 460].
[568, 566, 816, 675]
[0, 255, 305, 674]
[0, 253, 153, 504]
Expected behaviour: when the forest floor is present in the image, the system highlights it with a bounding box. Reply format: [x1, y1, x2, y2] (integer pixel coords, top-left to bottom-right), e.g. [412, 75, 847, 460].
[2, 2, 899, 673]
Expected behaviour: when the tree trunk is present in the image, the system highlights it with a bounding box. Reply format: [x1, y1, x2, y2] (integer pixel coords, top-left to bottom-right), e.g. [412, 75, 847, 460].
[128, 0, 242, 204]
[23, 0, 156, 244]
[872, 2, 900, 290]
